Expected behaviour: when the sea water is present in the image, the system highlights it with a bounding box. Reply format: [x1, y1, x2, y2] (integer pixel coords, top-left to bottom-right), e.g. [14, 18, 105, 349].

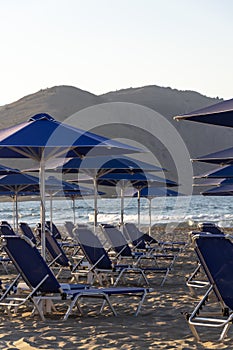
[1, 195, 233, 229]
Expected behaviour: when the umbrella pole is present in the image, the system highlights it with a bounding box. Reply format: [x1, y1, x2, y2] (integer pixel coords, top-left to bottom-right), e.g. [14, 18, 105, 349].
[137, 190, 140, 230]
[72, 197, 76, 225]
[40, 156, 46, 260]
[120, 187, 124, 226]
[50, 193, 53, 230]
[12, 196, 16, 230]
[93, 177, 98, 231]
[148, 198, 152, 236]
[15, 192, 19, 233]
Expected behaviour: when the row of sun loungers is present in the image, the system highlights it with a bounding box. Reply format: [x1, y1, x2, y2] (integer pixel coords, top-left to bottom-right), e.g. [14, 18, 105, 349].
[0, 220, 180, 320]
[0, 233, 153, 320]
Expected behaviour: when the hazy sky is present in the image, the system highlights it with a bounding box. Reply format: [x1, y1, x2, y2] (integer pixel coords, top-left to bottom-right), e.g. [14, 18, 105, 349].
[0, 0, 232, 105]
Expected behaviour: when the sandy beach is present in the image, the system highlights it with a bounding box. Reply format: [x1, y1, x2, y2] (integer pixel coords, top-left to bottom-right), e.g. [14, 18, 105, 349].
[0, 223, 232, 350]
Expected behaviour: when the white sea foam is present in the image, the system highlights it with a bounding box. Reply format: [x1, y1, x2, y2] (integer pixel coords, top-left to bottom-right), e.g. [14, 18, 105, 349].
[1, 195, 233, 227]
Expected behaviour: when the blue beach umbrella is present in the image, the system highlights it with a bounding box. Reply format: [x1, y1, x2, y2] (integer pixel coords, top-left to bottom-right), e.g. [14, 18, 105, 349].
[192, 147, 233, 165]
[77, 171, 177, 226]
[193, 177, 233, 187]
[0, 173, 40, 230]
[42, 155, 165, 228]
[134, 187, 180, 235]
[0, 164, 20, 175]
[194, 165, 233, 179]
[45, 155, 165, 174]
[201, 184, 233, 196]
[174, 98, 233, 127]
[0, 113, 142, 258]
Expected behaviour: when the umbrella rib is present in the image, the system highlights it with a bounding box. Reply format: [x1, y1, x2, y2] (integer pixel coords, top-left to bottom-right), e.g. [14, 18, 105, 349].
[8, 146, 41, 161]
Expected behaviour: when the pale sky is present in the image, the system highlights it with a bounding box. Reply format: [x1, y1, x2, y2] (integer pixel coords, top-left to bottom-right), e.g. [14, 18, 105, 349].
[0, 0, 232, 105]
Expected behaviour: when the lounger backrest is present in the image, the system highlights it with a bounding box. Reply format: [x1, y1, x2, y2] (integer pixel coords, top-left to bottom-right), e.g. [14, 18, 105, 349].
[141, 233, 157, 244]
[123, 223, 146, 249]
[19, 222, 37, 245]
[101, 225, 132, 257]
[74, 228, 112, 269]
[195, 235, 233, 310]
[36, 224, 69, 267]
[198, 222, 224, 235]
[1, 235, 61, 293]
[64, 221, 76, 239]
[46, 221, 62, 240]
[0, 221, 16, 236]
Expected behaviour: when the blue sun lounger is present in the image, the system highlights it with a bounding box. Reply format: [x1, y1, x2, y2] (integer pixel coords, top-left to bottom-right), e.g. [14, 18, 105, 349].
[0, 222, 15, 273]
[35, 223, 76, 278]
[0, 235, 153, 319]
[100, 224, 176, 270]
[74, 227, 170, 286]
[19, 222, 37, 245]
[45, 221, 80, 253]
[186, 233, 233, 341]
[187, 225, 225, 292]
[123, 222, 186, 253]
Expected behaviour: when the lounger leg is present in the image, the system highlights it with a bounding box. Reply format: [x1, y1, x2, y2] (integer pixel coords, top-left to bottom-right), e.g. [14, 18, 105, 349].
[140, 270, 149, 286]
[220, 323, 231, 341]
[113, 270, 123, 286]
[160, 268, 170, 287]
[32, 298, 46, 321]
[100, 295, 117, 316]
[63, 296, 83, 320]
[189, 323, 200, 342]
[135, 291, 147, 316]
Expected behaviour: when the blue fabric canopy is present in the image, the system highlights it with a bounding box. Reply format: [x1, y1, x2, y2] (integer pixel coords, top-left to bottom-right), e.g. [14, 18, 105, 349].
[0, 113, 142, 159]
[0, 164, 20, 175]
[174, 98, 233, 127]
[192, 146, 233, 165]
[43, 155, 165, 174]
[194, 178, 233, 187]
[194, 165, 233, 179]
[202, 184, 233, 196]
[96, 172, 177, 188]
[136, 187, 180, 198]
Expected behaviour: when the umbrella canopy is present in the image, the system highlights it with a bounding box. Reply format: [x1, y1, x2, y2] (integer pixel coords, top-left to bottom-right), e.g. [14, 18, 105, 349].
[96, 172, 176, 187]
[192, 146, 233, 165]
[137, 187, 180, 198]
[0, 113, 142, 258]
[194, 165, 233, 179]
[202, 184, 233, 196]
[0, 173, 39, 230]
[0, 113, 143, 159]
[44, 155, 166, 174]
[0, 164, 20, 175]
[174, 98, 233, 127]
[193, 178, 233, 187]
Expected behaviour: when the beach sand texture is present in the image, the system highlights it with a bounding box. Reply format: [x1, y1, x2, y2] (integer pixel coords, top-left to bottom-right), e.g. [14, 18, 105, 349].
[0, 224, 232, 350]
